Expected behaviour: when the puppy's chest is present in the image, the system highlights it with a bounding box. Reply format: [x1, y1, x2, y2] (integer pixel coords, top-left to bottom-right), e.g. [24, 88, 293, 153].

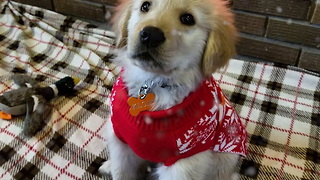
[127, 81, 188, 111]
[110, 76, 248, 165]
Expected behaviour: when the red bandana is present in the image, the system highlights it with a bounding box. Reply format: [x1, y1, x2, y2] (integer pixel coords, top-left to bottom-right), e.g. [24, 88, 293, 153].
[110, 76, 248, 166]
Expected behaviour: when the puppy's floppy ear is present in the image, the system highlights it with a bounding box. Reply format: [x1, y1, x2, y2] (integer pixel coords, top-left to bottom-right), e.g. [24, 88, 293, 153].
[112, 0, 132, 48]
[202, 14, 237, 77]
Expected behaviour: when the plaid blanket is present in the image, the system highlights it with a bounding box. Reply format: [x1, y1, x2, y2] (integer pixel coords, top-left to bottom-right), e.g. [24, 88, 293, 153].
[0, 1, 319, 179]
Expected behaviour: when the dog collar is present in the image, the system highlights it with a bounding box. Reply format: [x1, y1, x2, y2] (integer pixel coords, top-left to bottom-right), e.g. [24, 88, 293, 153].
[138, 80, 179, 93]
[128, 80, 183, 116]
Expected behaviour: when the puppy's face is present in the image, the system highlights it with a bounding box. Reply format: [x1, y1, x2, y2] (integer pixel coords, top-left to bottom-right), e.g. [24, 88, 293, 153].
[114, 0, 237, 77]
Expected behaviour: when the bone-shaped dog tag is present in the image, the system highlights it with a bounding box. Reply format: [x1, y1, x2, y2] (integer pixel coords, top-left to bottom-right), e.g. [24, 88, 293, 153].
[127, 93, 155, 116]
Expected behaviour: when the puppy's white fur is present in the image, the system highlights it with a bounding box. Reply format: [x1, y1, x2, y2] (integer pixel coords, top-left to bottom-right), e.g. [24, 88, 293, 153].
[100, 0, 239, 179]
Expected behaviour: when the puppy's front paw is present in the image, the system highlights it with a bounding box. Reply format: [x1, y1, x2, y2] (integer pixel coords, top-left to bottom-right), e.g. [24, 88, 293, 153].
[99, 160, 112, 175]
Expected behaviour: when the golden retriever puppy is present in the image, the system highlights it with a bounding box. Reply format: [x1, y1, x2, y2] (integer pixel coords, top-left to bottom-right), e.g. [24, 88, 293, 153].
[99, 0, 247, 179]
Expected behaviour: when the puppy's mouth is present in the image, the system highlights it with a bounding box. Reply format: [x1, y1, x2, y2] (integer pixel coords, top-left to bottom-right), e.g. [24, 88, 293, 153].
[131, 51, 155, 62]
[130, 50, 173, 75]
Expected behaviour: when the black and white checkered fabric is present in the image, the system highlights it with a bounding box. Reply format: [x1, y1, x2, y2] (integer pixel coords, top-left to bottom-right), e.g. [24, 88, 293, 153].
[213, 61, 320, 179]
[0, 1, 118, 179]
[0, 1, 319, 179]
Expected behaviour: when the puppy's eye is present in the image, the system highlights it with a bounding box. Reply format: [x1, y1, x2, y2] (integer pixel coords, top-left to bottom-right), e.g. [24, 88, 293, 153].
[141, 1, 151, 12]
[180, 13, 195, 26]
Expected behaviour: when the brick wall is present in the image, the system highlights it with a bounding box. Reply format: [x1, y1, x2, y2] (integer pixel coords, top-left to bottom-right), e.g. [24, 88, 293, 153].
[232, 0, 320, 73]
[11, 0, 320, 73]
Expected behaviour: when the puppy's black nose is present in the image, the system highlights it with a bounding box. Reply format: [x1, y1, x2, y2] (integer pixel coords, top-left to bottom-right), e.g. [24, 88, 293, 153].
[140, 26, 165, 48]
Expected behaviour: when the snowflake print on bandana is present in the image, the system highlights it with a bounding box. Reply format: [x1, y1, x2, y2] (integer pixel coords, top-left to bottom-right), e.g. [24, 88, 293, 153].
[213, 102, 248, 155]
[176, 78, 247, 156]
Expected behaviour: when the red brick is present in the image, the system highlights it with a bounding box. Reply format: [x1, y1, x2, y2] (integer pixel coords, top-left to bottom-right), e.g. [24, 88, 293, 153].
[266, 18, 320, 49]
[311, 0, 320, 24]
[90, 0, 118, 5]
[299, 48, 320, 72]
[53, 0, 106, 22]
[12, 0, 53, 10]
[234, 11, 267, 36]
[236, 34, 300, 65]
[232, 0, 312, 20]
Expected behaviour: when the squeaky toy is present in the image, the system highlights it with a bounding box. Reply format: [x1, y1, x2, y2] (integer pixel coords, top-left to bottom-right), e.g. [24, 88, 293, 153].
[0, 74, 79, 136]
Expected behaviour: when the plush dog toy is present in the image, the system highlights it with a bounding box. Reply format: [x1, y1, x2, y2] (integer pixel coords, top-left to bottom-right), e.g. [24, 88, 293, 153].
[0, 74, 79, 136]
